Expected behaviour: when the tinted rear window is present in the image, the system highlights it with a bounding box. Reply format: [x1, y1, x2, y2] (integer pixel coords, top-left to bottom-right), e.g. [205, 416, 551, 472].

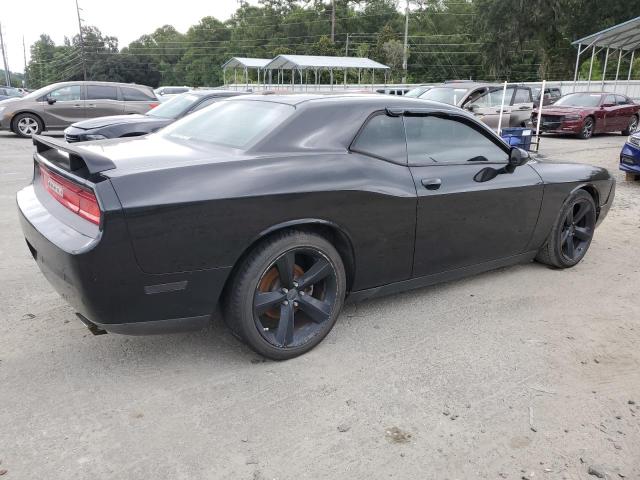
[161, 100, 294, 149]
[87, 85, 118, 100]
[121, 86, 155, 101]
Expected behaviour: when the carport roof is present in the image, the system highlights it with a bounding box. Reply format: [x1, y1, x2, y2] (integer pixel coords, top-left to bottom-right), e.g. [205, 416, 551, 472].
[263, 54, 390, 70]
[572, 16, 640, 51]
[221, 57, 271, 69]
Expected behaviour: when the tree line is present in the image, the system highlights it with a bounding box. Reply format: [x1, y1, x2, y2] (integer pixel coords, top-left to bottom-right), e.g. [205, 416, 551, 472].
[23, 0, 640, 89]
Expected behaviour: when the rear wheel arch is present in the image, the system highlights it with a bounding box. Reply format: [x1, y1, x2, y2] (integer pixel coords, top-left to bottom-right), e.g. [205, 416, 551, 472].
[574, 184, 600, 219]
[221, 220, 356, 305]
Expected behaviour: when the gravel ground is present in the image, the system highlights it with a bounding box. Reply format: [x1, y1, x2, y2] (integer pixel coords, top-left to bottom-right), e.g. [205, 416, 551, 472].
[0, 130, 639, 480]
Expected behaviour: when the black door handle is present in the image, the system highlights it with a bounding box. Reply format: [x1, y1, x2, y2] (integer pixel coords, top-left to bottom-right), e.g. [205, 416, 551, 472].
[421, 178, 442, 190]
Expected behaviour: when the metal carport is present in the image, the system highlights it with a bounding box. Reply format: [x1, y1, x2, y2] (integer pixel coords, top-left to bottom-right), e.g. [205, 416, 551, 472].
[262, 55, 390, 91]
[572, 16, 640, 94]
[221, 57, 271, 90]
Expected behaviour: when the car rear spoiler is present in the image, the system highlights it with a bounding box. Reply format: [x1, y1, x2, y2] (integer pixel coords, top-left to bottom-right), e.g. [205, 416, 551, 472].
[32, 134, 116, 175]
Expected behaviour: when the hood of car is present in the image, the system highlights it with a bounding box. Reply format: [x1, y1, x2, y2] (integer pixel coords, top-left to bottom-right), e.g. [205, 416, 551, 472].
[0, 97, 21, 106]
[71, 114, 166, 130]
[535, 106, 591, 116]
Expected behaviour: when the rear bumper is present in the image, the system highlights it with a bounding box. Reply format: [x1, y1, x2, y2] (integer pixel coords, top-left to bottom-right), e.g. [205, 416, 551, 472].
[17, 183, 231, 335]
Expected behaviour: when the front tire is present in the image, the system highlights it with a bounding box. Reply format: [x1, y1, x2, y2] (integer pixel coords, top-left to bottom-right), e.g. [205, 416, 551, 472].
[577, 117, 594, 139]
[224, 230, 346, 360]
[535, 190, 597, 268]
[12, 113, 44, 138]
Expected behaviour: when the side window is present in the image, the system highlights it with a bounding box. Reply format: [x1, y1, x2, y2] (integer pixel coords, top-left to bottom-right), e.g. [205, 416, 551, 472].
[513, 88, 531, 104]
[469, 87, 514, 108]
[604, 95, 616, 106]
[87, 85, 118, 101]
[405, 115, 508, 165]
[49, 85, 81, 102]
[121, 86, 155, 101]
[351, 113, 407, 164]
[616, 95, 629, 105]
[191, 97, 219, 112]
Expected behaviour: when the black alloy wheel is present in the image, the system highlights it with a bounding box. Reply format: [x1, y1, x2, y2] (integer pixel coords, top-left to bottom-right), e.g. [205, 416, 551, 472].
[224, 230, 346, 360]
[535, 190, 597, 268]
[558, 198, 595, 263]
[254, 248, 338, 349]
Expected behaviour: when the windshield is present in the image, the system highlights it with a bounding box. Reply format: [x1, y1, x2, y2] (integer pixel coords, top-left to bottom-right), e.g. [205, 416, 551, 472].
[148, 93, 200, 119]
[3, 87, 21, 97]
[420, 87, 469, 105]
[20, 83, 61, 100]
[554, 93, 602, 107]
[161, 100, 295, 149]
[405, 86, 431, 98]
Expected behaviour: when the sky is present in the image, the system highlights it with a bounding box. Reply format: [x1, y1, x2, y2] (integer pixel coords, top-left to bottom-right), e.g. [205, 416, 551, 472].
[1, 0, 260, 74]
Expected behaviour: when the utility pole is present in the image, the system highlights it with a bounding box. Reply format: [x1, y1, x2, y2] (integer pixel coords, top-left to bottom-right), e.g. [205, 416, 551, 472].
[345, 33, 349, 56]
[402, 0, 409, 84]
[331, 0, 335, 43]
[75, 0, 87, 81]
[22, 36, 27, 88]
[0, 23, 11, 86]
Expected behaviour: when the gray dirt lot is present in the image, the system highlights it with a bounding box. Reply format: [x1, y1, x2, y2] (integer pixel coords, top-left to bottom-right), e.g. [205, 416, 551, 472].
[0, 130, 639, 480]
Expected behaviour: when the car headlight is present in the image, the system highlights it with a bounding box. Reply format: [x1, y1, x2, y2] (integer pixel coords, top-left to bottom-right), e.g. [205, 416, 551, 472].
[0, 106, 6, 114]
[83, 134, 107, 141]
[564, 114, 582, 121]
[629, 135, 640, 147]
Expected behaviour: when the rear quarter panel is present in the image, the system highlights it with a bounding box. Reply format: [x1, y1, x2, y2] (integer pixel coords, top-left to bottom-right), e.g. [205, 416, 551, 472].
[108, 153, 418, 291]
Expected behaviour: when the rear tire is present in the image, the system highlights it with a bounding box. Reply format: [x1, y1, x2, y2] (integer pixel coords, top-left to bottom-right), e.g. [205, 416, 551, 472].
[622, 115, 638, 135]
[535, 190, 597, 268]
[577, 117, 594, 139]
[12, 113, 44, 138]
[223, 230, 346, 360]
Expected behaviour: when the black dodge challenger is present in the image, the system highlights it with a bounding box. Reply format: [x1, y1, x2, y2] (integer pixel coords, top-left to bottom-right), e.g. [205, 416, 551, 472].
[17, 94, 615, 359]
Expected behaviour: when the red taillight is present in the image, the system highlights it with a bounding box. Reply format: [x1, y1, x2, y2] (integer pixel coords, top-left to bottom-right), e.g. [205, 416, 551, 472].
[40, 165, 101, 225]
[149, 102, 159, 109]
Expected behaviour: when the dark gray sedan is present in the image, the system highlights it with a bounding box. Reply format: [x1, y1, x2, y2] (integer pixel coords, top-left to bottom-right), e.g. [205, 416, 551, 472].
[64, 90, 245, 142]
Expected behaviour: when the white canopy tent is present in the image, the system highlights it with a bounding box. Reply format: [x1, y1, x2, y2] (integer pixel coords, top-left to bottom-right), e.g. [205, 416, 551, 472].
[572, 16, 640, 94]
[221, 57, 271, 90]
[261, 55, 390, 91]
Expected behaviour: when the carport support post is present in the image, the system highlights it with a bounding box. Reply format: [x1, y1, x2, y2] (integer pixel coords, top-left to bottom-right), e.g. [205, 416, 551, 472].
[223, 68, 226, 86]
[587, 46, 596, 89]
[601, 47, 609, 90]
[496, 81, 507, 136]
[534, 80, 546, 152]
[330, 68, 333, 91]
[234, 68, 238, 91]
[572, 43, 582, 92]
[615, 49, 623, 85]
[627, 50, 635, 95]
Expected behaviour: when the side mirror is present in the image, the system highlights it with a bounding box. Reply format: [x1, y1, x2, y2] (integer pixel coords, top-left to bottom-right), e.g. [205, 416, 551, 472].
[508, 147, 529, 170]
[46, 96, 56, 105]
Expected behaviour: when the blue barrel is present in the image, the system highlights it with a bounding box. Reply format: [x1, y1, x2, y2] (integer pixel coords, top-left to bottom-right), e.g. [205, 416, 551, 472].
[501, 127, 533, 151]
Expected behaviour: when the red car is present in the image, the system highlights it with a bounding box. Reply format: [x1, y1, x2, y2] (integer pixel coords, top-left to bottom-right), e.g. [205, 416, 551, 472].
[533, 92, 639, 139]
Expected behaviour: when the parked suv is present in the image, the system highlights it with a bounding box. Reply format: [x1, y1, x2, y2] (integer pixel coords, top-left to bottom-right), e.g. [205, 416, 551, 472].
[533, 86, 562, 107]
[0, 81, 159, 137]
[414, 82, 534, 129]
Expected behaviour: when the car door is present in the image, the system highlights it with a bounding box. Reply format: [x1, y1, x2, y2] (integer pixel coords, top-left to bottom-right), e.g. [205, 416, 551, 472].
[404, 111, 543, 277]
[510, 87, 533, 126]
[601, 94, 621, 132]
[465, 87, 515, 130]
[42, 84, 85, 128]
[86, 84, 123, 118]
